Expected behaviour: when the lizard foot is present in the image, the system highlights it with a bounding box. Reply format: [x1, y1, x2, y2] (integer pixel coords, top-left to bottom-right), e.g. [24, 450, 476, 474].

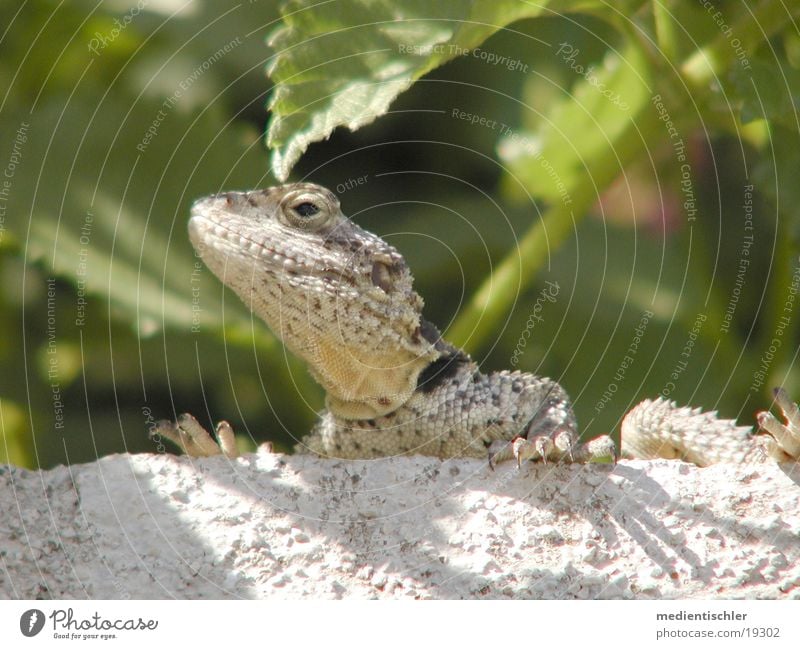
[755, 387, 800, 462]
[488, 430, 616, 468]
[151, 414, 239, 459]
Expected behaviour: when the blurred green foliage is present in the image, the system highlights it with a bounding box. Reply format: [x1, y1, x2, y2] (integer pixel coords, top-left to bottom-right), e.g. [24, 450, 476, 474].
[1, 0, 799, 468]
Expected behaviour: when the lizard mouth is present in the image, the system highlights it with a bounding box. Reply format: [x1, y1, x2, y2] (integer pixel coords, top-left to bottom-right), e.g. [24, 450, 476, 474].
[188, 210, 362, 289]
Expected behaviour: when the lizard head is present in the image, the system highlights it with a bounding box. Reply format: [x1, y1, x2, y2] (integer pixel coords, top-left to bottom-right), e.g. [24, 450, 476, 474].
[189, 182, 441, 419]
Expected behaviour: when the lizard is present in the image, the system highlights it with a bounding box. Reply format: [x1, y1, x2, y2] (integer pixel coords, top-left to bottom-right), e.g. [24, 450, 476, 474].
[153, 182, 800, 468]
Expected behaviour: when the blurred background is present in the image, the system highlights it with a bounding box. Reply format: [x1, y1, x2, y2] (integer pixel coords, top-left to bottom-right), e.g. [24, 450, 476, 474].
[1, 0, 798, 468]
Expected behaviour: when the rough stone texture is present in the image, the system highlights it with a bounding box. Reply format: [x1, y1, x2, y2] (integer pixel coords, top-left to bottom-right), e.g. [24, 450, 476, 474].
[1, 450, 799, 599]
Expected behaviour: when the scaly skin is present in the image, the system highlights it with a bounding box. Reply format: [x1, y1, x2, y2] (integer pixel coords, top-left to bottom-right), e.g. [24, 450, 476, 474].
[154, 183, 799, 467]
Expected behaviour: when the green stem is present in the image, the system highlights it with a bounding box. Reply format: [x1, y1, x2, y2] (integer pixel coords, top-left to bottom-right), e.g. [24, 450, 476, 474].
[653, 0, 679, 62]
[681, 0, 799, 85]
[448, 115, 648, 350]
[446, 185, 588, 349]
[762, 192, 800, 393]
[449, 0, 800, 354]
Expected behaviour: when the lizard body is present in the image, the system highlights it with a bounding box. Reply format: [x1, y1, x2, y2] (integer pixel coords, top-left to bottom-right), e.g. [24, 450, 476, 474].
[156, 183, 799, 466]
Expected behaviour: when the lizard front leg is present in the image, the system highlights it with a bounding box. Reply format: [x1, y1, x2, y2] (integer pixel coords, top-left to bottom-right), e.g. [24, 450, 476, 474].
[297, 369, 616, 465]
[151, 414, 239, 459]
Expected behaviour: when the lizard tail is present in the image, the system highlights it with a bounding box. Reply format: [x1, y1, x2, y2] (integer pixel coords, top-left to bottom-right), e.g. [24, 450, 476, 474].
[620, 397, 774, 466]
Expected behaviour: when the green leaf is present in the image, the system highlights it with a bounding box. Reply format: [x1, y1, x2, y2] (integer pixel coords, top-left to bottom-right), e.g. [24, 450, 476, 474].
[0, 399, 30, 467]
[266, 0, 588, 180]
[7, 95, 266, 335]
[500, 42, 652, 203]
[752, 124, 800, 385]
[448, 42, 654, 349]
[730, 57, 800, 129]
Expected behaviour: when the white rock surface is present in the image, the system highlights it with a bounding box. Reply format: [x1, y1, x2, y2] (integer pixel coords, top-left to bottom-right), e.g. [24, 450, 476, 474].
[1, 450, 799, 599]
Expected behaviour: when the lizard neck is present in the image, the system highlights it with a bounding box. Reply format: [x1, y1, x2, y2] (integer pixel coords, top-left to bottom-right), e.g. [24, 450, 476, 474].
[310, 339, 436, 419]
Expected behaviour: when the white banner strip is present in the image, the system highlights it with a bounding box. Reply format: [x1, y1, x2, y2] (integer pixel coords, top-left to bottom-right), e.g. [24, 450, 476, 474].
[1, 600, 796, 647]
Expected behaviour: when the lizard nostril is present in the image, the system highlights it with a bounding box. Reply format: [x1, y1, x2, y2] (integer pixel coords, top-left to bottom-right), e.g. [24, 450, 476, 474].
[371, 261, 394, 293]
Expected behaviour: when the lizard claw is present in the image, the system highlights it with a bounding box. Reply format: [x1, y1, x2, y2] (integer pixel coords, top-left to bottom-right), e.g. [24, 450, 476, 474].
[533, 435, 554, 463]
[214, 420, 240, 458]
[151, 414, 240, 459]
[552, 428, 576, 461]
[755, 388, 800, 461]
[490, 430, 615, 468]
[487, 436, 551, 469]
[488, 436, 552, 469]
[512, 436, 542, 467]
[572, 435, 617, 464]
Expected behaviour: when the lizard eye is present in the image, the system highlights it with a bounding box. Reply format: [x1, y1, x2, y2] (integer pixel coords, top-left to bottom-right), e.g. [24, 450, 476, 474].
[292, 202, 320, 217]
[280, 187, 338, 230]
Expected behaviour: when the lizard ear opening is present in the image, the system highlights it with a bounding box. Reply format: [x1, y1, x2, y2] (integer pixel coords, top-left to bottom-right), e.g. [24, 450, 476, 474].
[371, 261, 394, 293]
